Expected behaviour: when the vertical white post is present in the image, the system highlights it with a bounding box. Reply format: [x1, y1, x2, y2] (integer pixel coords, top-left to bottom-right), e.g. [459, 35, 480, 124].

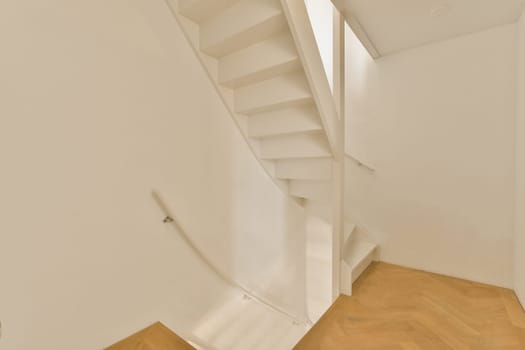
[331, 8, 346, 300]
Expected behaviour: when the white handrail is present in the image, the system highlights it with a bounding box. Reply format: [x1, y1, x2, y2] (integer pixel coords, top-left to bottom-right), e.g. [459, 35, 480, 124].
[151, 190, 313, 326]
[345, 153, 375, 173]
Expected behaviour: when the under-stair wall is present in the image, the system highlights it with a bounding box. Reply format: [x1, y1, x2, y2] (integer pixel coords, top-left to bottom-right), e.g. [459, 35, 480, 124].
[345, 23, 517, 288]
[0, 0, 309, 348]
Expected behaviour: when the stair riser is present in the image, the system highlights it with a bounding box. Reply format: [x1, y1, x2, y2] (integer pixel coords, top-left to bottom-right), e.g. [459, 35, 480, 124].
[219, 34, 301, 88]
[200, 0, 287, 57]
[275, 158, 332, 180]
[289, 181, 331, 201]
[235, 74, 312, 115]
[248, 111, 322, 138]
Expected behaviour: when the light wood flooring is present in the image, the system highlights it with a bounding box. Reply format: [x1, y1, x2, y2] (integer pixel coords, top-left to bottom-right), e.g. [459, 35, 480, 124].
[294, 262, 525, 350]
[105, 322, 195, 350]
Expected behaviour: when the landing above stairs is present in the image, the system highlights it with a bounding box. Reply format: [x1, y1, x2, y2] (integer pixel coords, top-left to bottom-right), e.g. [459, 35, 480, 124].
[105, 322, 195, 350]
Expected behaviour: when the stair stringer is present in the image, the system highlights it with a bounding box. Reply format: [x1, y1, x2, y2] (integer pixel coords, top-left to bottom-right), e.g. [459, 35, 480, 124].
[279, 0, 340, 157]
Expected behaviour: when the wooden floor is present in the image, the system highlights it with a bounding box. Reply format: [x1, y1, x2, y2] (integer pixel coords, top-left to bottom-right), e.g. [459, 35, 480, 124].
[105, 322, 195, 350]
[295, 262, 525, 350]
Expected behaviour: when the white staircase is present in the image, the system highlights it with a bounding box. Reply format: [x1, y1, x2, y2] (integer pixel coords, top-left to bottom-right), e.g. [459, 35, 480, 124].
[165, 0, 379, 342]
[340, 221, 378, 295]
[167, 0, 338, 202]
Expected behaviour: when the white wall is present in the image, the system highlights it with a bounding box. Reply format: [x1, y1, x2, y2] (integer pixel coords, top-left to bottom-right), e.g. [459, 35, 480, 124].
[0, 0, 307, 348]
[515, 9, 525, 305]
[345, 24, 517, 287]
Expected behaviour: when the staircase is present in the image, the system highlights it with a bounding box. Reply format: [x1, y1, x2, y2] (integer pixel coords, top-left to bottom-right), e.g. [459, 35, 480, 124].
[166, 0, 339, 202]
[162, 0, 379, 345]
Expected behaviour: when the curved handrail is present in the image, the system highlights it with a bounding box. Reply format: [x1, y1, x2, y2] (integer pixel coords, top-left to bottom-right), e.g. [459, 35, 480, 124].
[151, 190, 313, 326]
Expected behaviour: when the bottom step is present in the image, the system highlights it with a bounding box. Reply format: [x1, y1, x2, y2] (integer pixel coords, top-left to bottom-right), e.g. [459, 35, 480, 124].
[347, 240, 377, 283]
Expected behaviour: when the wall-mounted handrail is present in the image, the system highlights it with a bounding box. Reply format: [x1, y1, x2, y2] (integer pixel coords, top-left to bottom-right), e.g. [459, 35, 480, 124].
[345, 153, 375, 173]
[151, 190, 312, 326]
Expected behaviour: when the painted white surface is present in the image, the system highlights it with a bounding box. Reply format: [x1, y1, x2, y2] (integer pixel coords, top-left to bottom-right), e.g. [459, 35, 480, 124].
[175, 0, 341, 312]
[160, 289, 308, 350]
[218, 33, 301, 88]
[515, 9, 525, 305]
[304, 202, 333, 322]
[334, 0, 525, 55]
[199, 0, 287, 57]
[345, 24, 517, 287]
[0, 0, 308, 348]
[304, 0, 334, 91]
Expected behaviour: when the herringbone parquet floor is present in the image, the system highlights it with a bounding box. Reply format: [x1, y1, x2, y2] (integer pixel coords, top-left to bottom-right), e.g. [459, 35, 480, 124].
[295, 262, 525, 350]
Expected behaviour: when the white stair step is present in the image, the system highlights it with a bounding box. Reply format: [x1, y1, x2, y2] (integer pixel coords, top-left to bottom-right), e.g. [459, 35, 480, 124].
[235, 72, 312, 115]
[200, 0, 287, 57]
[344, 222, 357, 243]
[179, 0, 238, 22]
[275, 157, 332, 180]
[343, 240, 377, 283]
[260, 133, 331, 160]
[247, 104, 322, 138]
[219, 33, 301, 88]
[289, 180, 331, 201]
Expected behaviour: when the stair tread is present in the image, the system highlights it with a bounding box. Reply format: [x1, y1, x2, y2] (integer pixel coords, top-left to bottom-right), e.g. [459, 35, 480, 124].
[200, 0, 287, 57]
[343, 240, 377, 270]
[260, 133, 331, 160]
[235, 72, 312, 115]
[219, 33, 300, 88]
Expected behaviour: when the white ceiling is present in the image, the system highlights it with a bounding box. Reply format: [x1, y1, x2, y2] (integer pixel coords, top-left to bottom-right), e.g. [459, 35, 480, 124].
[332, 0, 525, 56]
